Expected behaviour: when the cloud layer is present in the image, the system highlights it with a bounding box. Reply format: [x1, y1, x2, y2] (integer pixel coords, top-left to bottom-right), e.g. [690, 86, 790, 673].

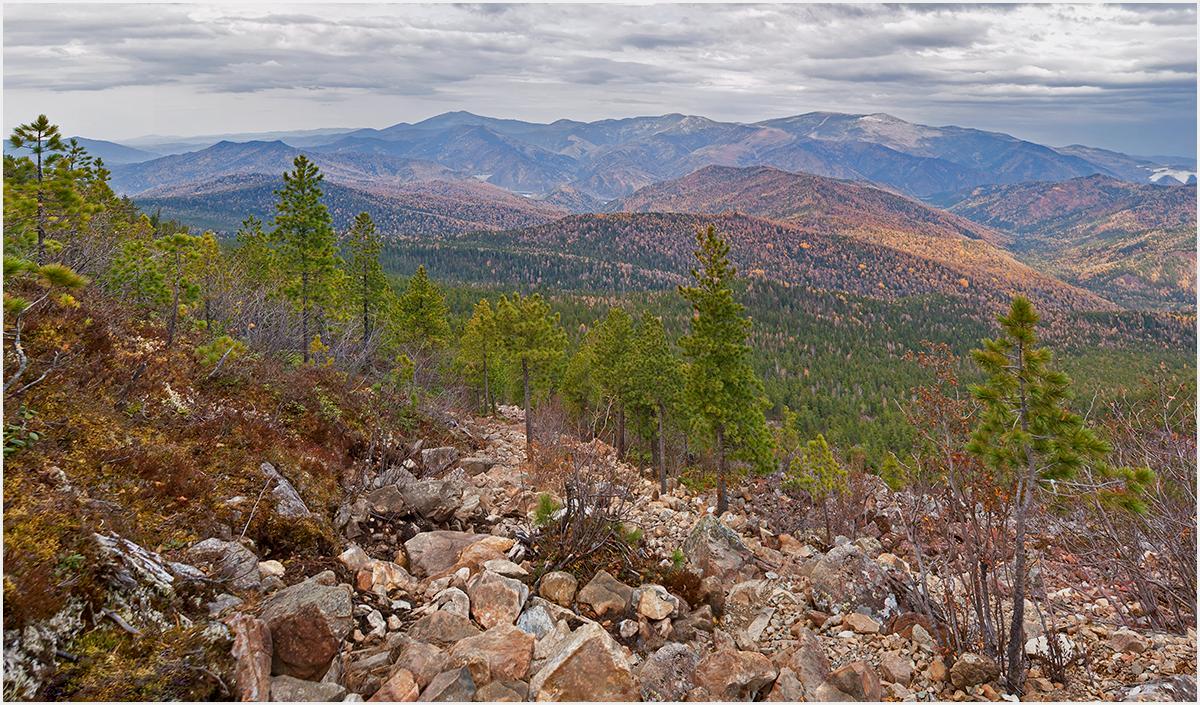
[3, 2, 1196, 154]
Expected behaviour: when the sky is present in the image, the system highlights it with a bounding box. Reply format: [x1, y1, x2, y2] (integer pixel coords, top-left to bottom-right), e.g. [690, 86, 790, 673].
[3, 2, 1197, 156]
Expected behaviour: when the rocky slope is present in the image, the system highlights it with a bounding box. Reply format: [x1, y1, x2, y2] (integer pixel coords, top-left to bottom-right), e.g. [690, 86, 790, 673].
[8, 405, 1193, 702]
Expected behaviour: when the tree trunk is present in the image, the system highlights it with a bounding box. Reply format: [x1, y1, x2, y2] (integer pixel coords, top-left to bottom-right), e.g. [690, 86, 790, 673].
[522, 356, 532, 463]
[166, 251, 181, 349]
[35, 148, 45, 265]
[1005, 340, 1034, 692]
[362, 266, 371, 348]
[301, 268, 310, 363]
[715, 422, 728, 516]
[482, 343, 491, 415]
[657, 401, 667, 494]
[616, 403, 626, 460]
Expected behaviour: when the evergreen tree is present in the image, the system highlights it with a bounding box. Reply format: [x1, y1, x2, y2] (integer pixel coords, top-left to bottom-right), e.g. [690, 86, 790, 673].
[9, 115, 65, 264]
[678, 224, 773, 515]
[592, 307, 636, 459]
[153, 233, 201, 349]
[395, 265, 450, 351]
[783, 433, 846, 543]
[495, 292, 568, 460]
[629, 312, 684, 492]
[344, 212, 388, 349]
[187, 231, 224, 335]
[456, 298, 504, 413]
[967, 296, 1110, 691]
[235, 215, 273, 287]
[560, 334, 601, 433]
[272, 155, 339, 363]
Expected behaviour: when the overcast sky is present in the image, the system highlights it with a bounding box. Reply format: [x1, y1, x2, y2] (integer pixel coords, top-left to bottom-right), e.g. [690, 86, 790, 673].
[3, 2, 1196, 156]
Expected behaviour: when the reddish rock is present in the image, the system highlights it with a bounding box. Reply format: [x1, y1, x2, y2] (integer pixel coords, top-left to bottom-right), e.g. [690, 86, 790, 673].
[818, 660, 882, 701]
[693, 648, 779, 701]
[528, 622, 638, 701]
[369, 669, 419, 702]
[259, 576, 353, 680]
[230, 612, 272, 702]
[447, 625, 535, 686]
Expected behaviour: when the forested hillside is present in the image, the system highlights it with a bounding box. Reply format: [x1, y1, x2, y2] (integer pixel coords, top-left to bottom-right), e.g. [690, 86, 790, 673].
[941, 175, 1197, 309]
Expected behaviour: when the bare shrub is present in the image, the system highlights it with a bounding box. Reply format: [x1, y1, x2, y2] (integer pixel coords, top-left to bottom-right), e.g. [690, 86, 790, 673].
[527, 445, 645, 580]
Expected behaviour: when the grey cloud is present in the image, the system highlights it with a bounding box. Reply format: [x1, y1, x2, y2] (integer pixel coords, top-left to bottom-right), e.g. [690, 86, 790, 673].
[2, 2, 1194, 155]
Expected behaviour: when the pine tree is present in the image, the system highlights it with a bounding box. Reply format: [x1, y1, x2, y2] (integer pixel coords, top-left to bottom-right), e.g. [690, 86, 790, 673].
[395, 265, 450, 351]
[560, 334, 601, 432]
[629, 312, 684, 492]
[966, 296, 1110, 691]
[678, 224, 773, 515]
[592, 307, 636, 459]
[235, 215, 274, 287]
[154, 233, 201, 349]
[783, 433, 846, 543]
[457, 298, 504, 413]
[344, 212, 388, 350]
[187, 231, 224, 336]
[272, 155, 339, 363]
[9, 115, 65, 264]
[495, 292, 568, 461]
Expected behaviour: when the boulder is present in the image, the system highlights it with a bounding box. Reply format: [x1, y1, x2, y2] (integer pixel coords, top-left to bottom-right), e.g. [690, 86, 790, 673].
[447, 625, 535, 686]
[403, 479, 463, 523]
[776, 627, 828, 700]
[539, 571, 578, 607]
[269, 675, 346, 702]
[683, 515, 755, 581]
[186, 537, 261, 591]
[879, 652, 913, 686]
[395, 639, 450, 689]
[807, 543, 898, 619]
[259, 574, 354, 679]
[408, 611, 482, 647]
[260, 462, 312, 518]
[637, 642, 700, 702]
[230, 613, 272, 701]
[421, 447, 461, 475]
[576, 570, 634, 619]
[843, 612, 881, 634]
[457, 456, 496, 477]
[404, 532, 488, 577]
[515, 602, 558, 639]
[817, 660, 881, 701]
[450, 536, 516, 574]
[369, 669, 419, 702]
[473, 680, 527, 702]
[633, 584, 679, 621]
[365, 485, 408, 514]
[1119, 675, 1197, 702]
[949, 652, 999, 689]
[528, 622, 639, 701]
[467, 570, 530, 629]
[419, 667, 476, 702]
[693, 648, 778, 701]
[1108, 629, 1147, 654]
[355, 560, 418, 597]
[432, 587, 471, 618]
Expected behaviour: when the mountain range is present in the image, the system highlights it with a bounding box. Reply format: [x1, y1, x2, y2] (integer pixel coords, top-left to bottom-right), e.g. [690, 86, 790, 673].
[77, 110, 1195, 313]
[104, 110, 1195, 201]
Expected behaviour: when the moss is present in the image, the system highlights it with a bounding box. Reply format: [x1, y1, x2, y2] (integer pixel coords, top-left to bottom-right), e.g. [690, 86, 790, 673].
[50, 624, 232, 701]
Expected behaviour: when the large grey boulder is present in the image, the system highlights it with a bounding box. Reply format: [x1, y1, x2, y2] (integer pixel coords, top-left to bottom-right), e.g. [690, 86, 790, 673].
[402, 479, 464, 523]
[1120, 675, 1197, 702]
[806, 543, 899, 619]
[684, 515, 756, 581]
